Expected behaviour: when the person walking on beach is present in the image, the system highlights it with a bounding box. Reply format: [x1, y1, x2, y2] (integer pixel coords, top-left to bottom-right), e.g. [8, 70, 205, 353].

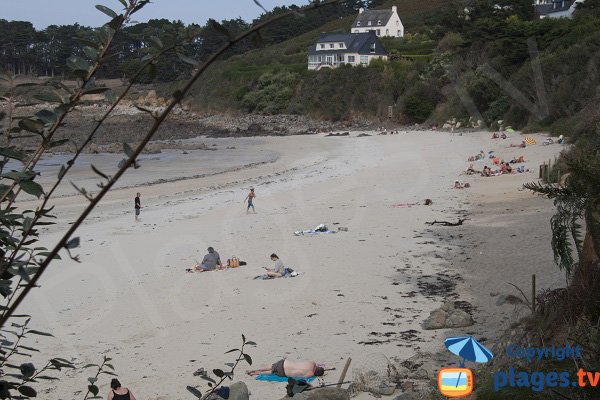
[134, 192, 142, 222]
[247, 359, 326, 378]
[107, 378, 137, 400]
[244, 188, 256, 214]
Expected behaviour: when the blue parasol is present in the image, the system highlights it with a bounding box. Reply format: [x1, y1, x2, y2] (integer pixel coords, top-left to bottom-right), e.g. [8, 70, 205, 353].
[444, 336, 493, 389]
[444, 336, 493, 364]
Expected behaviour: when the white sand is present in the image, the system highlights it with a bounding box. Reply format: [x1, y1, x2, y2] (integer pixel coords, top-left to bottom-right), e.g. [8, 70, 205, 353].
[16, 131, 564, 399]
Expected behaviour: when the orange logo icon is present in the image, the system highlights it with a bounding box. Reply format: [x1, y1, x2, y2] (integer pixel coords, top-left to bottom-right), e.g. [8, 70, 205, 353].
[438, 367, 473, 398]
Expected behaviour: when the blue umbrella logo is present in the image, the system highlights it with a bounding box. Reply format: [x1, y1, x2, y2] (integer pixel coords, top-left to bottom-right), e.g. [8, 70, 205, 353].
[444, 336, 493, 389]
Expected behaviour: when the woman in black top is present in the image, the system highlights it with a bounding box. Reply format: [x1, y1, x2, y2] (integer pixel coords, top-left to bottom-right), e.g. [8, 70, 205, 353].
[107, 379, 137, 400]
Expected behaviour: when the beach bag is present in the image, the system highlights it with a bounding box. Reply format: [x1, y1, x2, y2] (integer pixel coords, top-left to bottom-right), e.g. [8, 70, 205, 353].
[228, 257, 240, 268]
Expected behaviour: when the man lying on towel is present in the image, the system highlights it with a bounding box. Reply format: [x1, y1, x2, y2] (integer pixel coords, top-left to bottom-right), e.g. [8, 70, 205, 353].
[247, 359, 325, 378]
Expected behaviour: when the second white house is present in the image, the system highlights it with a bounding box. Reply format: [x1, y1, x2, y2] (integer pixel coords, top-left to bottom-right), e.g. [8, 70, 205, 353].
[351, 6, 404, 38]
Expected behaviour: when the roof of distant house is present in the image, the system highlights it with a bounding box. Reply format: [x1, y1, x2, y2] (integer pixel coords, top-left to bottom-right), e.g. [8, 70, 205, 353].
[352, 9, 394, 28]
[535, 0, 577, 16]
[307, 32, 388, 56]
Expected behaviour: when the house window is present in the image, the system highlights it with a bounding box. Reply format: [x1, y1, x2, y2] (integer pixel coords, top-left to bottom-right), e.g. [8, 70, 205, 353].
[397, 20, 399, 25]
[376, 29, 381, 36]
[370, 43, 376, 53]
[348, 55, 355, 63]
[330, 43, 334, 48]
[318, 56, 322, 62]
[377, 20, 382, 25]
[339, 43, 344, 48]
[398, 30, 401, 36]
[357, 21, 361, 26]
[360, 55, 368, 65]
[338, 54, 344, 62]
[386, 29, 389, 36]
[320, 44, 325, 49]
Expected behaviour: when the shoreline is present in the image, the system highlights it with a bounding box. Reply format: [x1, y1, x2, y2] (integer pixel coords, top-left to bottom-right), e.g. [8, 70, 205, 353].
[13, 130, 564, 399]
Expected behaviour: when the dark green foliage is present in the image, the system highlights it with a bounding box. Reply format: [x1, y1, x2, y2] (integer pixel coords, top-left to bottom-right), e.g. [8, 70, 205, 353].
[524, 132, 600, 279]
[403, 83, 440, 122]
[241, 71, 300, 113]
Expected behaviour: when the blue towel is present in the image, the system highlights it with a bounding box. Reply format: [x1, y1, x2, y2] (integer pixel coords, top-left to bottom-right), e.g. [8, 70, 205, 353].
[255, 374, 316, 382]
[215, 386, 230, 398]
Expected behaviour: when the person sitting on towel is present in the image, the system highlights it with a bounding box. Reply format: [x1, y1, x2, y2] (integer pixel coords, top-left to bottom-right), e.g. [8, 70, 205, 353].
[247, 359, 325, 378]
[264, 253, 286, 278]
[195, 247, 223, 272]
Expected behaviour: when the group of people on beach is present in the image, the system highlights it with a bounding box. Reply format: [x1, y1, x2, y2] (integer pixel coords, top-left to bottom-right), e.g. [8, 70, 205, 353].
[188, 248, 288, 278]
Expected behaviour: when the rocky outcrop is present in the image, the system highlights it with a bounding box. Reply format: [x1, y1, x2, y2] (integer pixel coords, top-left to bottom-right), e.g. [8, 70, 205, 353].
[423, 301, 474, 330]
[208, 381, 249, 400]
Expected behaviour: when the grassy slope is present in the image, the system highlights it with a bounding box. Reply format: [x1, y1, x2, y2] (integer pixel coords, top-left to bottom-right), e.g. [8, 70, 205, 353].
[174, 0, 450, 112]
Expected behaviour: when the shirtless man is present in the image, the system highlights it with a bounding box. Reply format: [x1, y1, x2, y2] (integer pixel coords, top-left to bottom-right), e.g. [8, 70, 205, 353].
[247, 359, 326, 378]
[244, 188, 256, 214]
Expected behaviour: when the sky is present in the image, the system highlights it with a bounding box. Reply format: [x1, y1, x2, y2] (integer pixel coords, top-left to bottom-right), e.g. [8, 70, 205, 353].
[1, 0, 307, 29]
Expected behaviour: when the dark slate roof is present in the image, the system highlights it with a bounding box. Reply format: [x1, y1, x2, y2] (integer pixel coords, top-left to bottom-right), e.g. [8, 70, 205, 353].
[307, 32, 388, 56]
[535, 0, 576, 16]
[351, 9, 393, 28]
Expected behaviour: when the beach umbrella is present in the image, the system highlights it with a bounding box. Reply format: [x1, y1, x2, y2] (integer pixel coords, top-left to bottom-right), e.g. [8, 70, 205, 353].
[524, 137, 536, 145]
[506, 127, 515, 134]
[444, 336, 493, 364]
[444, 336, 493, 389]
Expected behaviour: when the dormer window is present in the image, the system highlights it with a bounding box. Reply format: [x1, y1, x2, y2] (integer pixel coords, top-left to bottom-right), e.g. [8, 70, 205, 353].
[330, 43, 334, 48]
[377, 20, 382, 25]
[320, 44, 325, 49]
[370, 43, 376, 54]
[368, 21, 372, 26]
[339, 43, 344, 48]
[357, 21, 361, 26]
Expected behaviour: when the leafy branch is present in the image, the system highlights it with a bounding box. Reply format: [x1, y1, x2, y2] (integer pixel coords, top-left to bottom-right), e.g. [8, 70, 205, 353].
[0, 41, 180, 287]
[0, 317, 75, 398]
[0, 0, 345, 329]
[186, 335, 256, 400]
[0, 0, 147, 206]
[82, 356, 116, 400]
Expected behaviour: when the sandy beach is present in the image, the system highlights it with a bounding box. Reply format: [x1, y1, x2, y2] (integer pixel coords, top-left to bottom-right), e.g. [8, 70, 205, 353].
[17, 130, 565, 399]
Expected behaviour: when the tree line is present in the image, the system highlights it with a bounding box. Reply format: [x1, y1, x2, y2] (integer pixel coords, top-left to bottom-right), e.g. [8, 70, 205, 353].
[0, 0, 386, 82]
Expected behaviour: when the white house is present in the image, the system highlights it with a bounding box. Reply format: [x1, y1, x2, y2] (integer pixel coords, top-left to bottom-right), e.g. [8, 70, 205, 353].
[307, 32, 388, 71]
[534, 0, 584, 18]
[351, 6, 404, 38]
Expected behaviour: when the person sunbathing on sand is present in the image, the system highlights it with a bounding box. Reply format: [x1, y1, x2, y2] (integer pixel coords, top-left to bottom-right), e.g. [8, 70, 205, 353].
[482, 166, 491, 177]
[247, 359, 327, 378]
[510, 141, 526, 148]
[454, 181, 471, 189]
[465, 163, 479, 175]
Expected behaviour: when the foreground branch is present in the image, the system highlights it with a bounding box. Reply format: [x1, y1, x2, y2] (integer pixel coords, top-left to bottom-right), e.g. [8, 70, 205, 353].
[0, 0, 344, 329]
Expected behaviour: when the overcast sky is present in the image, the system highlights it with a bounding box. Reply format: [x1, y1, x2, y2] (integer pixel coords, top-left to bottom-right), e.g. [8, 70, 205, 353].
[1, 0, 307, 28]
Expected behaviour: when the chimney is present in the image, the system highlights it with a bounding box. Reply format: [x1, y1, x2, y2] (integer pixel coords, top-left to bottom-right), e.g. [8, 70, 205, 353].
[392, 6, 397, 13]
[359, 7, 364, 14]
